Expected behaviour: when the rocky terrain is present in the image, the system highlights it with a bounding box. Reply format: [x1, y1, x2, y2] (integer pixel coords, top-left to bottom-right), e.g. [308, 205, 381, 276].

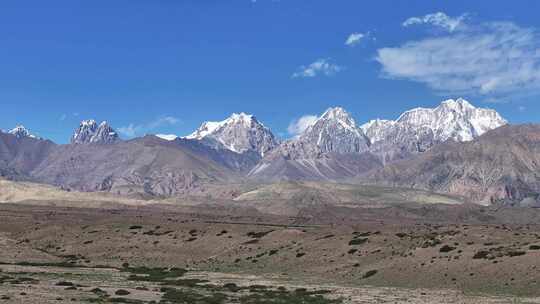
[0, 131, 55, 180]
[31, 136, 245, 196]
[363, 124, 540, 205]
[2, 182, 540, 303]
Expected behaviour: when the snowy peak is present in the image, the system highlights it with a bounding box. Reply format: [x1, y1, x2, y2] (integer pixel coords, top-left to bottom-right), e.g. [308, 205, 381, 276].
[440, 97, 474, 110]
[71, 120, 119, 144]
[320, 107, 351, 121]
[397, 98, 507, 142]
[290, 106, 370, 156]
[185, 112, 279, 156]
[8, 125, 37, 139]
[365, 98, 507, 144]
[185, 121, 222, 140]
[186, 113, 256, 140]
[309, 107, 361, 136]
[228, 112, 256, 128]
[360, 119, 396, 144]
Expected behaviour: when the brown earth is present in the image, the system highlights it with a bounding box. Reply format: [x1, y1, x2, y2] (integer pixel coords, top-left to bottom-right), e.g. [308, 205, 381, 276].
[1, 200, 540, 302]
[3, 179, 540, 303]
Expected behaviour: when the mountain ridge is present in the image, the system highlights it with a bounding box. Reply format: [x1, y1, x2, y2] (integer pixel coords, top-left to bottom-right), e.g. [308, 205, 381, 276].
[360, 124, 540, 205]
[0, 98, 518, 200]
[250, 98, 506, 181]
[185, 112, 279, 157]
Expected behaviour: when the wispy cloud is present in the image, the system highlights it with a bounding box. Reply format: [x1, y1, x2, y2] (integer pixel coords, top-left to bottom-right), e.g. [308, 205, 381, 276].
[118, 116, 180, 138]
[403, 12, 467, 32]
[377, 20, 540, 99]
[345, 32, 366, 47]
[287, 115, 318, 137]
[292, 58, 343, 78]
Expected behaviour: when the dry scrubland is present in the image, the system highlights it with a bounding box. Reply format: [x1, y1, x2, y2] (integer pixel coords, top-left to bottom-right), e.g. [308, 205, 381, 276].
[1, 179, 540, 303]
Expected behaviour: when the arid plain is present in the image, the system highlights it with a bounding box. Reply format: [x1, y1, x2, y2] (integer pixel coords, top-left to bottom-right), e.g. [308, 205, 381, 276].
[2, 179, 540, 304]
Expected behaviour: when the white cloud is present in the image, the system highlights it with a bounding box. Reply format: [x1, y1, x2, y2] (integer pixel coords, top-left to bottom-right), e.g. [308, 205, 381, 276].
[345, 32, 365, 46]
[117, 124, 138, 138]
[292, 58, 343, 78]
[376, 21, 540, 99]
[287, 115, 318, 137]
[59, 114, 67, 121]
[118, 116, 180, 138]
[403, 12, 467, 32]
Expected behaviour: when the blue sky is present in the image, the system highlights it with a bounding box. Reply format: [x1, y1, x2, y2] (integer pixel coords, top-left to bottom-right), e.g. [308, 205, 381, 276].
[1, 1, 540, 143]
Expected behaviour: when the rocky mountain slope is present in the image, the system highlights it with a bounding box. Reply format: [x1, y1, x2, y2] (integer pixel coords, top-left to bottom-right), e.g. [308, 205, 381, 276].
[0, 122, 251, 196]
[185, 112, 279, 157]
[31, 135, 242, 196]
[249, 107, 380, 180]
[362, 124, 540, 205]
[0, 131, 55, 179]
[71, 120, 119, 144]
[250, 99, 507, 181]
[291, 107, 370, 156]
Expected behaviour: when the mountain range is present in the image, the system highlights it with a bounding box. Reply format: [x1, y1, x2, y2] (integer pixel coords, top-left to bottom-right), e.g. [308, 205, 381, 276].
[2, 98, 532, 205]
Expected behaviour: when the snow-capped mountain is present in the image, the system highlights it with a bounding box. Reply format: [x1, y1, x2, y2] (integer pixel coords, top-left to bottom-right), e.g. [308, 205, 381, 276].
[250, 99, 507, 181]
[248, 107, 377, 180]
[71, 120, 119, 144]
[8, 125, 38, 139]
[361, 98, 507, 145]
[360, 119, 397, 144]
[282, 107, 370, 158]
[185, 113, 279, 157]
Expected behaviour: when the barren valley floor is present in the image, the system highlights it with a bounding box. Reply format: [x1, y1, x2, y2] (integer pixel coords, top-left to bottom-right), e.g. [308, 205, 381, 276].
[1, 204, 540, 303]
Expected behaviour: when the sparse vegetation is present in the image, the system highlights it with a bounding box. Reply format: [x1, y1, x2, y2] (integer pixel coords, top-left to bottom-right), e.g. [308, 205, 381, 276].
[115, 289, 131, 296]
[362, 270, 378, 279]
[124, 266, 188, 283]
[349, 238, 368, 246]
[247, 231, 274, 239]
[439, 245, 456, 253]
[238, 288, 341, 304]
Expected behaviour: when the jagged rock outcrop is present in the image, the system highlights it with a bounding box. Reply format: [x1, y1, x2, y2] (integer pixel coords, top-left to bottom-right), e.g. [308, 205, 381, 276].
[71, 120, 119, 144]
